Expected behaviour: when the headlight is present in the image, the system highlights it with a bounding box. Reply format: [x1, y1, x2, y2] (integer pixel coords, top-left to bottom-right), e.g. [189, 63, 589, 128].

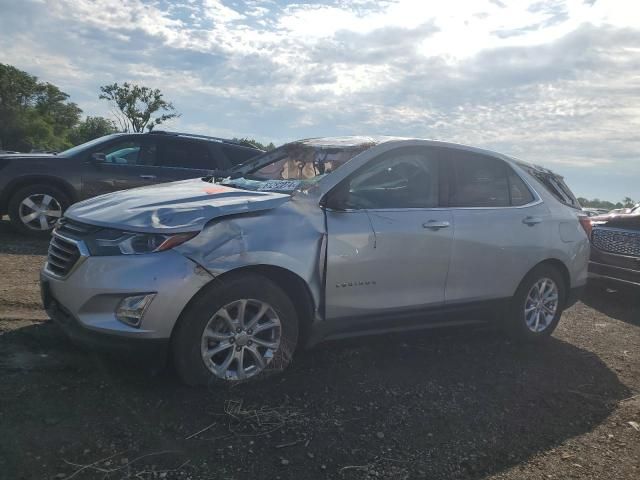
[87, 230, 198, 256]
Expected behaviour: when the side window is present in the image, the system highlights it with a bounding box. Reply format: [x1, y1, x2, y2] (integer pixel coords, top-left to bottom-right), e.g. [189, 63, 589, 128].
[343, 150, 439, 209]
[448, 153, 509, 207]
[102, 140, 156, 166]
[508, 169, 535, 206]
[157, 140, 212, 170]
[222, 146, 260, 166]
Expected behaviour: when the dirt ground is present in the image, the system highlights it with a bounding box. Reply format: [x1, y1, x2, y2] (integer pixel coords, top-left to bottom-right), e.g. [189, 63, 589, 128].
[0, 219, 638, 480]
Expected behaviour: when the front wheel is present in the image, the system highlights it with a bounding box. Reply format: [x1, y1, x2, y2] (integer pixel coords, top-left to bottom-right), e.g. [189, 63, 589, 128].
[172, 273, 299, 386]
[504, 265, 566, 341]
[8, 184, 69, 236]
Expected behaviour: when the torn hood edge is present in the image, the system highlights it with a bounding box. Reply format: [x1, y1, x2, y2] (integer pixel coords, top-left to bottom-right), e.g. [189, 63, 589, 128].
[64, 178, 295, 234]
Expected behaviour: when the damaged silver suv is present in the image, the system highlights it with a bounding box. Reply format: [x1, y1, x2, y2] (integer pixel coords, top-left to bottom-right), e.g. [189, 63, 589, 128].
[40, 137, 590, 384]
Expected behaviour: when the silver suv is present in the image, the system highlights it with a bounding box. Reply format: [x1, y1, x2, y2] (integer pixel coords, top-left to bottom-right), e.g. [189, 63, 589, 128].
[40, 137, 590, 384]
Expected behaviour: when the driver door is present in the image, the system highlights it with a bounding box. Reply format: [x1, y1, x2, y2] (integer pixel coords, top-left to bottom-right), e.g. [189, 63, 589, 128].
[324, 146, 453, 326]
[81, 136, 163, 198]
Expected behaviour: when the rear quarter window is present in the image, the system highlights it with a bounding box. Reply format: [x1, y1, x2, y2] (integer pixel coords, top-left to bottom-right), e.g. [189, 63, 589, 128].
[508, 170, 535, 206]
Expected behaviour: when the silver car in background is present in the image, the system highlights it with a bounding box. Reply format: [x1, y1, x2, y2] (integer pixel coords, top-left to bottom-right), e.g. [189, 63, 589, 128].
[40, 137, 590, 385]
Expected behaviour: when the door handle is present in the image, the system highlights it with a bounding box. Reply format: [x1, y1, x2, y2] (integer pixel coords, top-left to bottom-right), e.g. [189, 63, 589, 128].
[423, 220, 450, 230]
[523, 216, 543, 226]
[139, 174, 157, 180]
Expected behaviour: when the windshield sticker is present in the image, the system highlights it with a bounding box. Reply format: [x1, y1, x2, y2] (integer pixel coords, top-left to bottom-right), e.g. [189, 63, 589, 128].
[256, 180, 302, 192]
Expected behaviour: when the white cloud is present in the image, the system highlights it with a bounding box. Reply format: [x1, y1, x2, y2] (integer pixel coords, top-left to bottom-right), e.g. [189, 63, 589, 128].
[1, 0, 639, 198]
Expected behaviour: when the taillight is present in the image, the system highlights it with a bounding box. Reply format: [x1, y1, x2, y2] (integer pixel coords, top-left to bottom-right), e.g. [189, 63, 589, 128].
[578, 215, 592, 238]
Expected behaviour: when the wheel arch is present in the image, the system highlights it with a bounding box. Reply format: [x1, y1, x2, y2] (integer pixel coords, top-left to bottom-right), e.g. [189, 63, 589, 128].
[519, 258, 571, 302]
[1, 175, 78, 212]
[172, 264, 316, 345]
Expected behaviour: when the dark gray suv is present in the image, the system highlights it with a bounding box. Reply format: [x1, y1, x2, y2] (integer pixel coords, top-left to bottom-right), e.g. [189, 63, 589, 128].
[0, 131, 262, 235]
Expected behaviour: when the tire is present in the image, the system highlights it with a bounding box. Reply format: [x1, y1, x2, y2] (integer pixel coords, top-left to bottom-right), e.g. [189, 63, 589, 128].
[172, 273, 299, 386]
[8, 184, 70, 237]
[504, 264, 567, 342]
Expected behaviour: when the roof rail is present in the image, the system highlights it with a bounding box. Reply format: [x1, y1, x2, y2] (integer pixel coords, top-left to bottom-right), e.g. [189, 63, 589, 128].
[148, 130, 258, 148]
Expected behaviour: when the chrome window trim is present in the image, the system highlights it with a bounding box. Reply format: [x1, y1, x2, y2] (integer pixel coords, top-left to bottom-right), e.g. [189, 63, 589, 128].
[324, 198, 543, 214]
[44, 232, 90, 279]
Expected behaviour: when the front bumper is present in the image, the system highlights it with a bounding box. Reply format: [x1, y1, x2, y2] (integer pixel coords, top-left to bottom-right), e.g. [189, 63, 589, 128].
[44, 297, 170, 361]
[40, 249, 214, 350]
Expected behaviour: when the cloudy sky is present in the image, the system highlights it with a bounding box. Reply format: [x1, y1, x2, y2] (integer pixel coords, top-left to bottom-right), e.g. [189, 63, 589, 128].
[1, 0, 639, 201]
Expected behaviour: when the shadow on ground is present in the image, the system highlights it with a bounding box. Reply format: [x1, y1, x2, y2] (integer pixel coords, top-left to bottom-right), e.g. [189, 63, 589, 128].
[0, 319, 629, 479]
[582, 282, 640, 327]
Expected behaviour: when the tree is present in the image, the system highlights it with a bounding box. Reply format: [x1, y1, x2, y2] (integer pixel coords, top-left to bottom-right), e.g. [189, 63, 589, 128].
[233, 137, 276, 151]
[68, 116, 118, 145]
[577, 197, 634, 210]
[622, 197, 636, 208]
[99, 82, 180, 133]
[0, 63, 82, 151]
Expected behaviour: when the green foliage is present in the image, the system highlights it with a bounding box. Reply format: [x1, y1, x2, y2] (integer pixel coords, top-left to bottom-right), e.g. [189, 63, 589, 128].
[68, 116, 118, 145]
[577, 197, 629, 210]
[233, 137, 276, 151]
[99, 82, 180, 133]
[0, 63, 82, 151]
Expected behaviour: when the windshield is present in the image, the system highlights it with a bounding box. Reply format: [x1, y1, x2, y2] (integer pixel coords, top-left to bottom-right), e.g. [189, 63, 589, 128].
[220, 140, 374, 193]
[59, 134, 120, 157]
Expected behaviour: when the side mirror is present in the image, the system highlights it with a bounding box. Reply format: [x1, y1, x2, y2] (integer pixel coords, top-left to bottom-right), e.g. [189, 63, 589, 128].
[90, 152, 106, 164]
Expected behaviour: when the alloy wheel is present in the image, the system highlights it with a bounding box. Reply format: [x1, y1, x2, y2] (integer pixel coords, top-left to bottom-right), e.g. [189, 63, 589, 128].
[200, 299, 281, 380]
[18, 194, 62, 231]
[524, 278, 559, 333]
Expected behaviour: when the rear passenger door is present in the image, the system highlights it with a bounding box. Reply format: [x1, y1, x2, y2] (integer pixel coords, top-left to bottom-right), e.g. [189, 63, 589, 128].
[154, 137, 220, 182]
[443, 149, 550, 303]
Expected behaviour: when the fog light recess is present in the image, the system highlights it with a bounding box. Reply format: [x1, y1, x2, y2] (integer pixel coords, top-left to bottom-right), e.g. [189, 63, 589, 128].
[115, 294, 156, 327]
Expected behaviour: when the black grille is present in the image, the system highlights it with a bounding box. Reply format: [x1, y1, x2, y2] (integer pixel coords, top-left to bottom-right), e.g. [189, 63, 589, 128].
[46, 234, 81, 277]
[592, 228, 640, 258]
[55, 218, 99, 238]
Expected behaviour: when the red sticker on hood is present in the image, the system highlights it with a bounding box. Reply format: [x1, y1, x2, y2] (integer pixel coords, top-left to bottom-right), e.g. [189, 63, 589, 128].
[203, 185, 231, 194]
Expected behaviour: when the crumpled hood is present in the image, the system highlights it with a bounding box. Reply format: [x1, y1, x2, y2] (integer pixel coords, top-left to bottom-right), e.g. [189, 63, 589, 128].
[65, 178, 292, 233]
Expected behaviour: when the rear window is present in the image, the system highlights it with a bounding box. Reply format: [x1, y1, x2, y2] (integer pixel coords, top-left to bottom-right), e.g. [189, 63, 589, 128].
[157, 140, 212, 169]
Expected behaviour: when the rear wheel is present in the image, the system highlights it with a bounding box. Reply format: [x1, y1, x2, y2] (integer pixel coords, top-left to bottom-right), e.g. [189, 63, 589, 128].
[8, 184, 69, 236]
[172, 273, 299, 386]
[505, 265, 566, 341]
